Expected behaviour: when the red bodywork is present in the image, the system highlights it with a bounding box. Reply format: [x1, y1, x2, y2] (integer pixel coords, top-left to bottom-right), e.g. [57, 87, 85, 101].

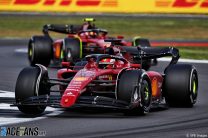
[57, 56, 163, 108]
[53, 32, 132, 60]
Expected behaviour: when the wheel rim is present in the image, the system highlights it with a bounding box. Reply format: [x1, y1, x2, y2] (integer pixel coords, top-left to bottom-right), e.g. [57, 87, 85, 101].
[191, 73, 198, 103]
[60, 49, 64, 59]
[144, 86, 149, 101]
[141, 80, 151, 110]
[29, 47, 32, 57]
[192, 79, 197, 95]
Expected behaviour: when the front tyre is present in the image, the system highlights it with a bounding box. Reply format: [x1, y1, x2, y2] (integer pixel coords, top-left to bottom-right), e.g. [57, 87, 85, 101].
[164, 64, 198, 107]
[117, 70, 152, 115]
[15, 65, 50, 114]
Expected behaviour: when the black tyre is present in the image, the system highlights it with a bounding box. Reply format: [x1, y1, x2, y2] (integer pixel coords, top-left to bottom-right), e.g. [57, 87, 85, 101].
[28, 36, 53, 67]
[63, 37, 82, 63]
[15, 65, 50, 114]
[164, 64, 198, 107]
[117, 70, 152, 115]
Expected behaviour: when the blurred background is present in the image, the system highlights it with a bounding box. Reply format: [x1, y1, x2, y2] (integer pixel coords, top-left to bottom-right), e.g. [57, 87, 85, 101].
[0, 0, 208, 59]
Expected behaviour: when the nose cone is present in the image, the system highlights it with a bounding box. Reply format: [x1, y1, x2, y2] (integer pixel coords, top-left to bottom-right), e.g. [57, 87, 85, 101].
[60, 92, 78, 107]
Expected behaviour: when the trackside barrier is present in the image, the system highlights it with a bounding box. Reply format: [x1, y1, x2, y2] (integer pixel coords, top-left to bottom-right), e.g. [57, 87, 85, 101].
[0, 0, 208, 14]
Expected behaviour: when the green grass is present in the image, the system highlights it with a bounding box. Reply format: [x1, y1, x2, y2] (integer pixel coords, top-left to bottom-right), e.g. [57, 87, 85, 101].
[1, 15, 208, 39]
[0, 15, 208, 59]
[177, 47, 208, 60]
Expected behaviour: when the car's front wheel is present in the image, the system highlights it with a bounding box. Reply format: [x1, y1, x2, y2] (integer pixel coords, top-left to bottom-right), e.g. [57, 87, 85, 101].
[15, 65, 50, 114]
[117, 69, 152, 115]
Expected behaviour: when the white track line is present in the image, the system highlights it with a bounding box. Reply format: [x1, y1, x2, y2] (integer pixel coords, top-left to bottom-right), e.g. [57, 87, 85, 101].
[0, 90, 14, 98]
[14, 48, 27, 53]
[0, 90, 63, 125]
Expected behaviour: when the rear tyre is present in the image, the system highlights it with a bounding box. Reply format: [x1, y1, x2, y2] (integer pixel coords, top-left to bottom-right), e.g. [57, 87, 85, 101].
[117, 70, 152, 115]
[15, 65, 50, 114]
[28, 36, 53, 67]
[164, 64, 198, 107]
[63, 38, 82, 63]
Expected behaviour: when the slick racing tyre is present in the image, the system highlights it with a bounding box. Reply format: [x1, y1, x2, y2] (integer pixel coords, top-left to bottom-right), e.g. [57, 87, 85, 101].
[15, 65, 50, 115]
[28, 36, 53, 67]
[117, 69, 152, 115]
[164, 64, 198, 107]
[63, 37, 82, 63]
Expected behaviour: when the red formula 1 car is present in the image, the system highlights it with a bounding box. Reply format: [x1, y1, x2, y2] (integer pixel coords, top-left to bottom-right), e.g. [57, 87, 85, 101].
[14, 46, 198, 115]
[28, 18, 152, 69]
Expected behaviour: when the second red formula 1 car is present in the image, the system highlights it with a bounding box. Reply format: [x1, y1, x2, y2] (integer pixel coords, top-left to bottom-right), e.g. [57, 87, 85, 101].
[14, 45, 198, 115]
[28, 18, 152, 69]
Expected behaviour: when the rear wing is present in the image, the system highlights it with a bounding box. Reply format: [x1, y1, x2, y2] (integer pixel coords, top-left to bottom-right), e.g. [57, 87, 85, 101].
[121, 46, 180, 65]
[42, 24, 81, 35]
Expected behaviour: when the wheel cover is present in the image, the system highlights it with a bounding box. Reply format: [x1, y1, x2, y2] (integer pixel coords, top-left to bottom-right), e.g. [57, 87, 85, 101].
[144, 86, 149, 101]
[193, 80, 197, 94]
[29, 47, 33, 57]
[142, 81, 151, 105]
[190, 72, 198, 104]
[60, 49, 64, 59]
[29, 42, 35, 61]
[141, 80, 151, 111]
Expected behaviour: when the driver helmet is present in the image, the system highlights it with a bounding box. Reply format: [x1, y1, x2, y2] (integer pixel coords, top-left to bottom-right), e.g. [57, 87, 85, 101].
[82, 18, 95, 31]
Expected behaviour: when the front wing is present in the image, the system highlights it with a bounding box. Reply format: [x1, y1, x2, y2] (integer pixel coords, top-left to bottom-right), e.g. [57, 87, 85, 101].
[12, 95, 130, 110]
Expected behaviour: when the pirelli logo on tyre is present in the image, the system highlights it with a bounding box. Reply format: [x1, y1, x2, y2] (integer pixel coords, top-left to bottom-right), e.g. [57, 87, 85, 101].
[0, 0, 207, 13]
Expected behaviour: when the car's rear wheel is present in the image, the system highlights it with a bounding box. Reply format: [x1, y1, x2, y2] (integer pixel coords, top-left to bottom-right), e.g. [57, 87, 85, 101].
[164, 64, 198, 107]
[28, 36, 53, 67]
[63, 37, 82, 63]
[15, 65, 50, 114]
[117, 70, 152, 115]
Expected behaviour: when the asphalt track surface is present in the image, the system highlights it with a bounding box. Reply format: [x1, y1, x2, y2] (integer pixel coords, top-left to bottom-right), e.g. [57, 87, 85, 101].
[0, 44, 208, 138]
